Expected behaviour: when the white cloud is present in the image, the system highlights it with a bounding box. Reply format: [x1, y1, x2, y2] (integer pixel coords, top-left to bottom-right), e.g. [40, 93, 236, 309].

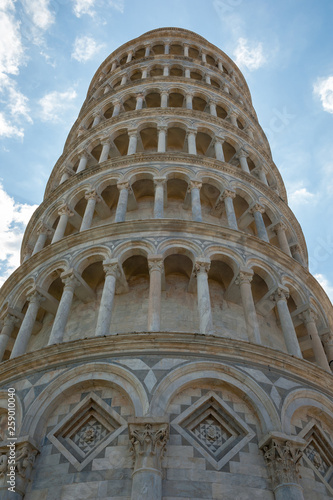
[38, 89, 77, 122]
[0, 1, 25, 76]
[0, 182, 38, 287]
[288, 186, 316, 207]
[313, 76, 333, 114]
[0, 112, 24, 139]
[72, 0, 97, 17]
[233, 37, 266, 71]
[109, 0, 124, 13]
[21, 0, 54, 31]
[314, 273, 333, 303]
[71, 35, 104, 63]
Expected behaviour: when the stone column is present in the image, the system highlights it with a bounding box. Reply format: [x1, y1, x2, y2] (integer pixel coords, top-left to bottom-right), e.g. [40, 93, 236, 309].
[214, 136, 225, 161]
[147, 256, 163, 331]
[23, 249, 32, 262]
[274, 222, 292, 256]
[112, 100, 121, 117]
[291, 245, 303, 265]
[229, 111, 238, 127]
[247, 126, 254, 140]
[261, 435, 305, 500]
[95, 261, 119, 337]
[157, 125, 167, 153]
[10, 290, 44, 358]
[238, 150, 250, 173]
[127, 130, 138, 155]
[189, 180, 202, 222]
[161, 91, 168, 108]
[209, 101, 217, 116]
[163, 65, 169, 76]
[92, 110, 103, 127]
[184, 44, 189, 57]
[153, 178, 166, 218]
[121, 74, 127, 85]
[205, 74, 211, 84]
[251, 204, 269, 242]
[185, 68, 191, 78]
[187, 129, 197, 154]
[32, 223, 50, 255]
[136, 93, 144, 110]
[0, 314, 18, 361]
[322, 333, 333, 371]
[164, 42, 169, 54]
[80, 190, 101, 231]
[48, 273, 79, 345]
[129, 419, 169, 500]
[60, 165, 74, 184]
[115, 182, 130, 222]
[76, 152, 89, 173]
[271, 287, 302, 358]
[218, 60, 223, 71]
[195, 259, 214, 334]
[222, 190, 238, 230]
[111, 61, 117, 71]
[257, 166, 268, 185]
[300, 309, 330, 371]
[236, 269, 261, 344]
[142, 68, 148, 79]
[126, 50, 133, 63]
[201, 52, 207, 63]
[223, 84, 230, 93]
[99, 140, 110, 163]
[51, 205, 74, 244]
[144, 45, 150, 57]
[185, 92, 193, 109]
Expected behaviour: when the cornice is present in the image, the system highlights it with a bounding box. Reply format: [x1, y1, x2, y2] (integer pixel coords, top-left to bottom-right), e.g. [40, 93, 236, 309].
[0, 334, 331, 394]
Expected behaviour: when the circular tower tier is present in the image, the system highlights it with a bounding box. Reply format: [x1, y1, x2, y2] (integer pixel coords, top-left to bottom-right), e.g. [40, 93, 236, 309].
[0, 28, 332, 500]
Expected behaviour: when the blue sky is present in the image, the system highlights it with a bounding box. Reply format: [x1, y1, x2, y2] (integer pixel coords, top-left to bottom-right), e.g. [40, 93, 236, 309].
[0, 0, 333, 301]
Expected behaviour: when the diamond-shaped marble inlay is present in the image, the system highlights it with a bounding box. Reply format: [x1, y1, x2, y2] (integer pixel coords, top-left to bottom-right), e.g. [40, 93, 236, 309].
[171, 391, 255, 470]
[48, 392, 127, 471]
[192, 415, 232, 454]
[298, 419, 333, 494]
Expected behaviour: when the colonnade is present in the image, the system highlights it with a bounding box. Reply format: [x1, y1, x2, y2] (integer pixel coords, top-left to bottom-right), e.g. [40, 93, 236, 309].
[30, 178, 295, 259]
[1, 256, 331, 371]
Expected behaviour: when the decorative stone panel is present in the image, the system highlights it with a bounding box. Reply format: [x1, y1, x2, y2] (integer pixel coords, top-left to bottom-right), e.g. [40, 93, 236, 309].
[171, 390, 255, 469]
[48, 392, 127, 471]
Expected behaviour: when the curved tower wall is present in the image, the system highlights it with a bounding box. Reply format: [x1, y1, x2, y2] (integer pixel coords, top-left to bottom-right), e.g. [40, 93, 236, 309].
[0, 28, 332, 500]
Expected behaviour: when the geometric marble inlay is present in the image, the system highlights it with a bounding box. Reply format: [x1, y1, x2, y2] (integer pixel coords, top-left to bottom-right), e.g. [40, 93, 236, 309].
[299, 419, 333, 493]
[48, 392, 127, 471]
[171, 391, 255, 470]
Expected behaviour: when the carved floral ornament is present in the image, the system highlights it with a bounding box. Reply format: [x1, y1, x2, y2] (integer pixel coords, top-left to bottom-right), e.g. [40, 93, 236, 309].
[262, 438, 304, 489]
[128, 420, 169, 472]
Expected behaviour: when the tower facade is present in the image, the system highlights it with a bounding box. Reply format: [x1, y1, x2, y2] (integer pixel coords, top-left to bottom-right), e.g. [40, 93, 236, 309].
[0, 27, 332, 500]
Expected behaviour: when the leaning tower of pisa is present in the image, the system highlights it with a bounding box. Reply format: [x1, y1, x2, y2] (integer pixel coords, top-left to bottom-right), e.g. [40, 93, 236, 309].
[0, 27, 332, 500]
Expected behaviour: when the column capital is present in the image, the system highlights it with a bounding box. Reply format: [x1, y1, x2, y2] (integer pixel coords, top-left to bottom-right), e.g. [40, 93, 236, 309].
[58, 204, 74, 218]
[85, 189, 101, 202]
[274, 221, 287, 233]
[148, 255, 164, 273]
[260, 434, 305, 490]
[92, 108, 103, 118]
[79, 150, 89, 160]
[160, 90, 169, 96]
[270, 285, 290, 303]
[187, 127, 197, 135]
[222, 189, 236, 200]
[60, 164, 75, 176]
[26, 288, 45, 306]
[136, 92, 145, 99]
[128, 128, 138, 138]
[238, 148, 249, 159]
[194, 258, 210, 275]
[100, 137, 111, 146]
[290, 243, 300, 253]
[299, 307, 318, 325]
[60, 271, 81, 291]
[102, 259, 119, 278]
[321, 332, 333, 346]
[235, 268, 254, 285]
[153, 176, 167, 187]
[117, 181, 130, 191]
[214, 134, 225, 143]
[189, 180, 202, 191]
[250, 203, 265, 215]
[4, 440, 39, 496]
[1, 313, 19, 329]
[36, 221, 52, 235]
[128, 418, 169, 473]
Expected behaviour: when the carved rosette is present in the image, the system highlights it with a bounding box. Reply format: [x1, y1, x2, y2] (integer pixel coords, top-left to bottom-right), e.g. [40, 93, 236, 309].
[262, 438, 304, 490]
[129, 421, 169, 474]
